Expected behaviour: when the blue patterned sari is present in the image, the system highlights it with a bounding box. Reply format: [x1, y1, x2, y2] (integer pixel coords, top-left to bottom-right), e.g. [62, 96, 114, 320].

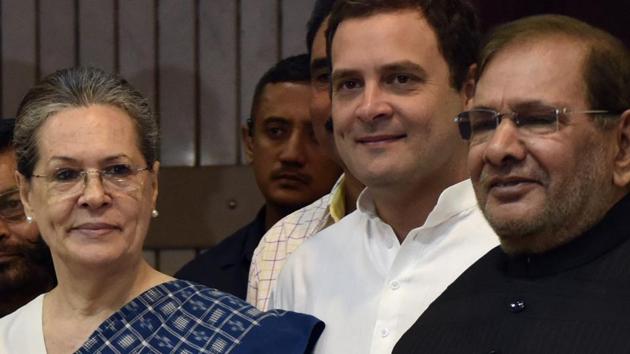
[75, 280, 323, 353]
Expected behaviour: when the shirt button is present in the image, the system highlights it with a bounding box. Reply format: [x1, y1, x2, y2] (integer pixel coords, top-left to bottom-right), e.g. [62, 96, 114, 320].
[390, 280, 400, 290]
[380, 328, 390, 337]
[508, 300, 526, 313]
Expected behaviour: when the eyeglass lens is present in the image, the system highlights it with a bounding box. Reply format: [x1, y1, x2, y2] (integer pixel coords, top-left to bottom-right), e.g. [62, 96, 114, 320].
[460, 109, 559, 142]
[42, 166, 147, 197]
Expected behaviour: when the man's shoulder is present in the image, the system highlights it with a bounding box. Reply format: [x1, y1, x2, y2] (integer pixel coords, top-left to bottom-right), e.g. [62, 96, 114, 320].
[282, 210, 364, 262]
[186, 227, 248, 262]
[262, 192, 334, 242]
[174, 223, 255, 282]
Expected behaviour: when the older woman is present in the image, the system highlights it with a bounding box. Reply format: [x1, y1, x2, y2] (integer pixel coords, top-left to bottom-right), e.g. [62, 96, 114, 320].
[0, 67, 323, 354]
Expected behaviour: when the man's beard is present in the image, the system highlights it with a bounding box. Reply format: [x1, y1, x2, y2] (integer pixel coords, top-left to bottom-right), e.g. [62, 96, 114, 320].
[481, 139, 616, 255]
[0, 236, 56, 295]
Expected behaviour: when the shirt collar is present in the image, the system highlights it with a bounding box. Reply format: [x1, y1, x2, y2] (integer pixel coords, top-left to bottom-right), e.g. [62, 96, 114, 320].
[502, 193, 630, 278]
[423, 179, 478, 229]
[356, 179, 478, 230]
[356, 187, 378, 218]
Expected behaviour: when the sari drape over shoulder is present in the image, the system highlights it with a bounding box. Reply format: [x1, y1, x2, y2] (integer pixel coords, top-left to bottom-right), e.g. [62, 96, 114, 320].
[76, 280, 323, 353]
[0, 280, 323, 354]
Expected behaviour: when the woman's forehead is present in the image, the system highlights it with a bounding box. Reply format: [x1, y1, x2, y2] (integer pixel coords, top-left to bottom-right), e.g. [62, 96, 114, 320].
[36, 105, 142, 163]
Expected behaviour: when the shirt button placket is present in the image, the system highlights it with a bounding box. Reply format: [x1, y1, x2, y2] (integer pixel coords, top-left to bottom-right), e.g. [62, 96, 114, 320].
[380, 327, 390, 338]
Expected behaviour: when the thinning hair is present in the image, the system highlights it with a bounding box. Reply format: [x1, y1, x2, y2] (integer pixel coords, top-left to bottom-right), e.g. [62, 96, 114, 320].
[327, 0, 480, 90]
[14, 67, 158, 177]
[478, 14, 630, 116]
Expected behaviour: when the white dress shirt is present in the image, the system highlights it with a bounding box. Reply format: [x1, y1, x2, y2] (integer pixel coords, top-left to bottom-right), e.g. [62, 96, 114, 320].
[0, 294, 46, 354]
[270, 179, 499, 354]
[248, 176, 346, 310]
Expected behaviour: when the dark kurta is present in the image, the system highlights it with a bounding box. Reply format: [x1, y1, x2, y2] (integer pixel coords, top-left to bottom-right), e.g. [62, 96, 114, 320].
[175, 208, 266, 300]
[395, 194, 630, 354]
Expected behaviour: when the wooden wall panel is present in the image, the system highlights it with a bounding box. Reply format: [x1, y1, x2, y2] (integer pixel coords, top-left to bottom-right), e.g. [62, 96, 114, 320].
[199, 0, 239, 165]
[281, 0, 315, 57]
[118, 0, 156, 113]
[1, 0, 37, 117]
[146, 165, 263, 248]
[239, 0, 279, 135]
[39, 0, 75, 78]
[78, 0, 115, 72]
[158, 0, 196, 167]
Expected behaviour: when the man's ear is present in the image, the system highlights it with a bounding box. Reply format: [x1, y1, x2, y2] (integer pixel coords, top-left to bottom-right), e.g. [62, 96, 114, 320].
[241, 123, 254, 164]
[462, 63, 477, 109]
[613, 109, 630, 188]
[16, 171, 34, 219]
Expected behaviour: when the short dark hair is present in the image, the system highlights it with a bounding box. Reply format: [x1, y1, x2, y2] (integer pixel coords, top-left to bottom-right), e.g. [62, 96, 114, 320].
[15, 67, 158, 178]
[478, 14, 630, 118]
[306, 0, 336, 57]
[0, 118, 16, 152]
[248, 54, 311, 136]
[327, 0, 480, 90]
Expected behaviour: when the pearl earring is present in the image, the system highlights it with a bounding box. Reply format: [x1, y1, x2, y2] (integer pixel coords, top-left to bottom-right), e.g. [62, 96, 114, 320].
[151, 209, 159, 218]
[26, 215, 33, 224]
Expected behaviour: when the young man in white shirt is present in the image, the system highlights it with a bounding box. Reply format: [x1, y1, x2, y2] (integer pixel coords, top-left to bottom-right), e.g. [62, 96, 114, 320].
[270, 1, 498, 353]
[247, 0, 364, 310]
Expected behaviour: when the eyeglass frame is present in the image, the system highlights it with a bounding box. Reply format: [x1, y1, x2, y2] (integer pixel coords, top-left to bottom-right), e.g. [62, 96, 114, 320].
[0, 187, 28, 223]
[31, 165, 152, 196]
[453, 107, 619, 142]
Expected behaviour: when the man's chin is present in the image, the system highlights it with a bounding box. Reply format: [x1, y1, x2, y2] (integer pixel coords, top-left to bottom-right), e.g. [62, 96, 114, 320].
[272, 179, 309, 190]
[271, 193, 317, 210]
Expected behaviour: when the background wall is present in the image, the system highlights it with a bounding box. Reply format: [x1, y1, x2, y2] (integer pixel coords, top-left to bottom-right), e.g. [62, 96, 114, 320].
[0, 0, 316, 273]
[1, 0, 628, 274]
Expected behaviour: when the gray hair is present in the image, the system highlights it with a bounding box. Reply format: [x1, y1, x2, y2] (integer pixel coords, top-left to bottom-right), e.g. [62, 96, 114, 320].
[14, 67, 159, 177]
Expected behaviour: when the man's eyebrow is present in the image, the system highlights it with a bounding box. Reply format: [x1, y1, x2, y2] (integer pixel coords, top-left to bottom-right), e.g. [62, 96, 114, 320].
[471, 105, 496, 110]
[311, 58, 329, 72]
[511, 100, 557, 111]
[331, 69, 360, 83]
[471, 101, 557, 111]
[381, 61, 428, 77]
[331, 61, 428, 83]
[261, 116, 290, 125]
